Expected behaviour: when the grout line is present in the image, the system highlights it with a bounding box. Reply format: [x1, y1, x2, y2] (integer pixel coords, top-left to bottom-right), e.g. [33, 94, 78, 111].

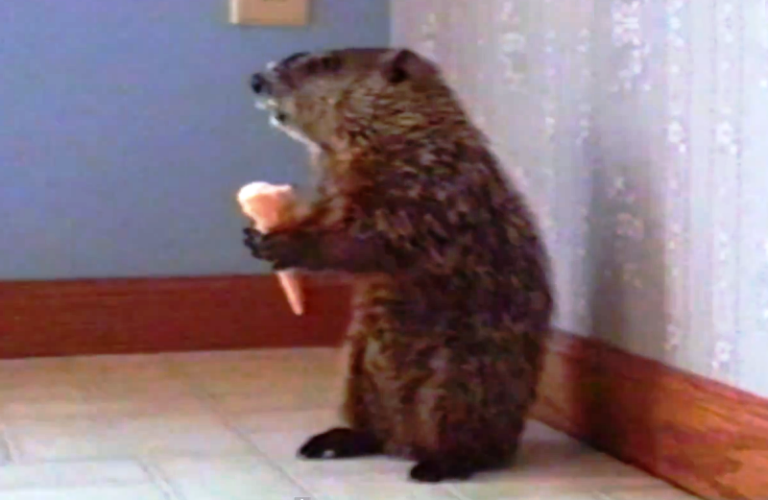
[262, 458, 325, 500]
[206, 407, 318, 497]
[164, 350, 359, 499]
[0, 424, 21, 464]
[137, 458, 186, 500]
[444, 484, 473, 500]
[594, 491, 617, 500]
[160, 352, 320, 498]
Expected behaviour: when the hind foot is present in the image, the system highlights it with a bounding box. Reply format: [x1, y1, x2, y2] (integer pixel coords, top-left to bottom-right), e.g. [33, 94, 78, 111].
[409, 458, 476, 483]
[298, 427, 382, 459]
[410, 454, 507, 483]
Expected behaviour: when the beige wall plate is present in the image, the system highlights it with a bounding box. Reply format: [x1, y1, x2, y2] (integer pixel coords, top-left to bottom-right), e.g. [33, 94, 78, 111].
[230, 0, 309, 27]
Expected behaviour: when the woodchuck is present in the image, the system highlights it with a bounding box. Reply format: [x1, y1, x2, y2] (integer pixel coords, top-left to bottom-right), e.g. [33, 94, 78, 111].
[243, 47, 554, 483]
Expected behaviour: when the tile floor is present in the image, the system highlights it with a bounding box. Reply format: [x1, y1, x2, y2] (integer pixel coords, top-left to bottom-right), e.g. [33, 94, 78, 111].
[0, 347, 697, 499]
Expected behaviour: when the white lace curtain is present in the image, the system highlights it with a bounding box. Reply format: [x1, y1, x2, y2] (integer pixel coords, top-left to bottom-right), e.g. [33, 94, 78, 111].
[392, 0, 768, 397]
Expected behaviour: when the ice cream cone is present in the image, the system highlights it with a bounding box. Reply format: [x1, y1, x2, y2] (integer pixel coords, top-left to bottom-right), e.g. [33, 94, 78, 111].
[237, 182, 304, 316]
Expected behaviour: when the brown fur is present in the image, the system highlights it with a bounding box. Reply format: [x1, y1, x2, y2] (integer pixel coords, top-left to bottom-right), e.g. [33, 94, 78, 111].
[246, 47, 554, 482]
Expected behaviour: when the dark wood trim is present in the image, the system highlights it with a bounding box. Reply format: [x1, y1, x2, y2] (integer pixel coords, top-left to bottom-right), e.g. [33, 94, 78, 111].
[0, 274, 350, 358]
[532, 330, 768, 500]
[0, 275, 766, 498]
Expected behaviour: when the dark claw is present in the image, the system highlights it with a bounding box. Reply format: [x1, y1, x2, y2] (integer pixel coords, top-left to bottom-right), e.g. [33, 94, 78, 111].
[410, 452, 508, 483]
[242, 227, 263, 241]
[242, 227, 264, 259]
[409, 459, 477, 483]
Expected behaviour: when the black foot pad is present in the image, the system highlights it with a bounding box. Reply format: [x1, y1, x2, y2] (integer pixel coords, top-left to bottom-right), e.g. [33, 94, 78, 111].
[409, 459, 479, 483]
[298, 427, 382, 459]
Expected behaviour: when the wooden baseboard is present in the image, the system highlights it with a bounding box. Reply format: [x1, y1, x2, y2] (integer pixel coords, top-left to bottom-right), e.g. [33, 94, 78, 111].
[0, 274, 350, 358]
[532, 331, 768, 500]
[0, 275, 766, 498]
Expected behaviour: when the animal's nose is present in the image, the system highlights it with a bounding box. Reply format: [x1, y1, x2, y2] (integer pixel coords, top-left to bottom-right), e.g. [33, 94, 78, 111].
[251, 73, 267, 94]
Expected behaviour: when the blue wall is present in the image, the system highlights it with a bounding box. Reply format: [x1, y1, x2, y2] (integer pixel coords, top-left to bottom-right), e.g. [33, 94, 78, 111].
[0, 0, 389, 280]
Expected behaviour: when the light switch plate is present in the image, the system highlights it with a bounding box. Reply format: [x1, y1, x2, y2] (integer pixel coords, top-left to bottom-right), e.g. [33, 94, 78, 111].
[229, 0, 309, 26]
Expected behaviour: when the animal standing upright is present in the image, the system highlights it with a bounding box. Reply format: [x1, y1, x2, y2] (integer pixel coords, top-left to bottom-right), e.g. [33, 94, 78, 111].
[243, 47, 554, 483]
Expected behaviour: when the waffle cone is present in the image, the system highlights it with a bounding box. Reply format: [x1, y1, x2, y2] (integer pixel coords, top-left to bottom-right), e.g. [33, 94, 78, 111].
[237, 182, 304, 316]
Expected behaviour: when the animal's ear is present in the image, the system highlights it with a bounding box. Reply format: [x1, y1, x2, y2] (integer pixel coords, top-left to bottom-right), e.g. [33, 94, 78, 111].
[380, 48, 436, 84]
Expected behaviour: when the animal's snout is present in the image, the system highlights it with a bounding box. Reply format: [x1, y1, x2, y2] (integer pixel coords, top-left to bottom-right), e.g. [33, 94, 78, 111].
[251, 73, 268, 94]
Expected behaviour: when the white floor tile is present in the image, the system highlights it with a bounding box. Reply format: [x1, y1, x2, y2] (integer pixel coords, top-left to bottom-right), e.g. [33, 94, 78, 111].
[0, 360, 89, 420]
[172, 349, 343, 413]
[1, 393, 211, 421]
[453, 489, 603, 500]
[0, 354, 204, 421]
[0, 348, 693, 500]
[169, 348, 341, 395]
[0, 484, 168, 500]
[228, 408, 342, 436]
[206, 377, 341, 413]
[445, 447, 666, 500]
[152, 455, 311, 500]
[71, 356, 200, 400]
[6, 411, 251, 461]
[600, 484, 699, 499]
[0, 459, 151, 489]
[296, 472, 461, 500]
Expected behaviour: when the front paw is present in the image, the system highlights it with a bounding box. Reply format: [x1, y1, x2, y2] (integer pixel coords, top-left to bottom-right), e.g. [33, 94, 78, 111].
[242, 227, 266, 259]
[298, 428, 382, 459]
[243, 227, 302, 269]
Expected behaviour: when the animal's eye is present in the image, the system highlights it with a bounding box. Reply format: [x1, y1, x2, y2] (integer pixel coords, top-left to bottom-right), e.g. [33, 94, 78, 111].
[305, 59, 320, 73]
[320, 56, 341, 72]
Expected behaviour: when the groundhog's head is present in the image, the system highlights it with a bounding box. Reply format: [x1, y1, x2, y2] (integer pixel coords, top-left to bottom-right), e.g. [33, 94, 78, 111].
[250, 48, 453, 150]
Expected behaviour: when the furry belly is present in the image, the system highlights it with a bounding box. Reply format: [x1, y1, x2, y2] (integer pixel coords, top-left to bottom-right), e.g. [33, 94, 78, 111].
[351, 333, 449, 460]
